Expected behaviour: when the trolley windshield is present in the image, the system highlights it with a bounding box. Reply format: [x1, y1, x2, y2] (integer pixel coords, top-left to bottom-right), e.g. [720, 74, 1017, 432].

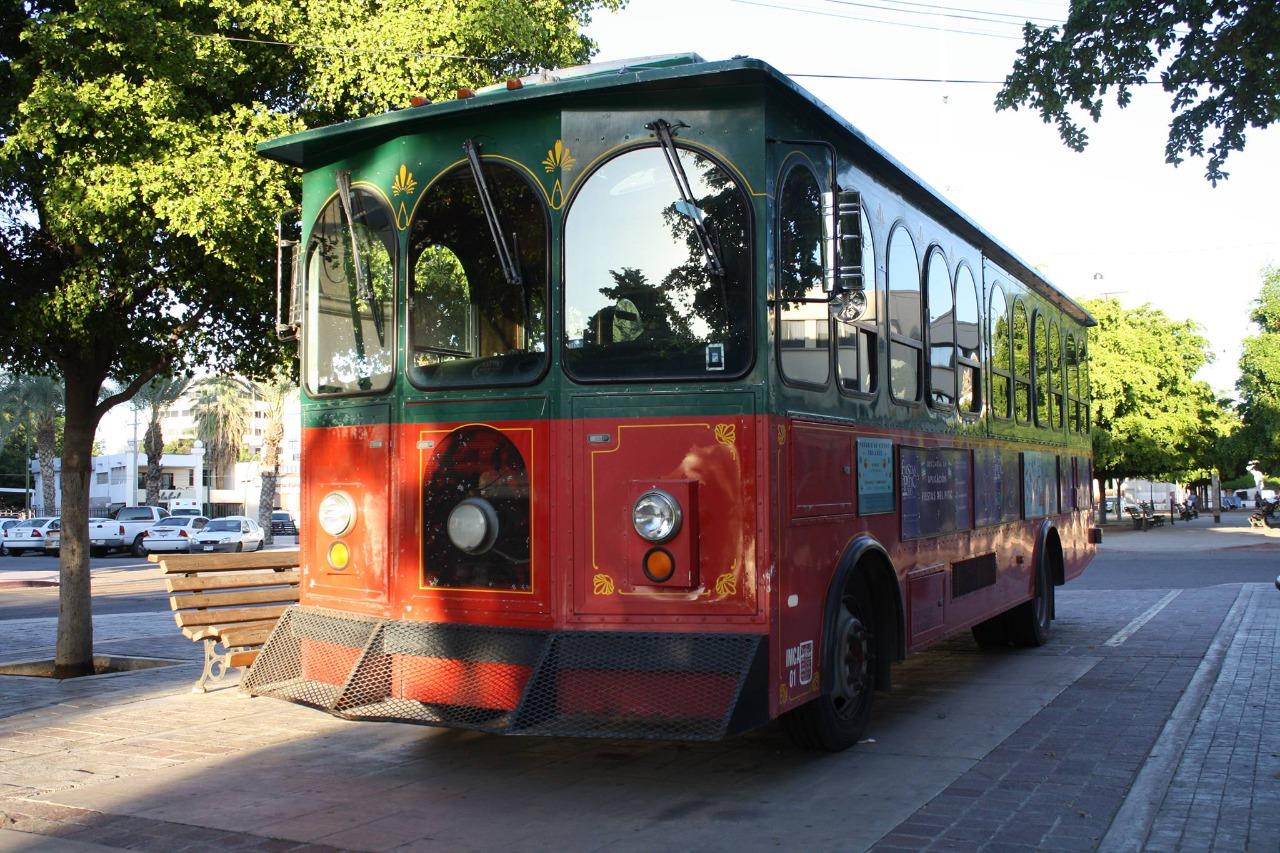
[304, 188, 396, 396]
[563, 146, 752, 380]
[408, 162, 548, 388]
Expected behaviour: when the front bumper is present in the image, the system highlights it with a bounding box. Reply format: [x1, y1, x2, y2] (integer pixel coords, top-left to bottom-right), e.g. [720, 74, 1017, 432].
[193, 541, 238, 552]
[245, 607, 769, 741]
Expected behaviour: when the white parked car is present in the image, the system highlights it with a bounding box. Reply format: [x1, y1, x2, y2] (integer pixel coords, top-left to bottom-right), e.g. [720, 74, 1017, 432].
[1, 518, 22, 556]
[3, 517, 58, 556]
[45, 518, 119, 556]
[193, 516, 265, 553]
[142, 516, 210, 554]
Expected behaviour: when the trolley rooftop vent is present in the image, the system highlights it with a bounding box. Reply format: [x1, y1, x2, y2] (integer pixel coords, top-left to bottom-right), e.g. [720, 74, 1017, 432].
[257, 54, 1093, 327]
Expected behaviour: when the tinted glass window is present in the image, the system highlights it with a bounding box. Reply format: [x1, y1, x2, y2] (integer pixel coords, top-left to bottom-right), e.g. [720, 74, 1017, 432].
[117, 507, 163, 521]
[990, 285, 1011, 418]
[888, 225, 921, 401]
[1034, 313, 1050, 426]
[1049, 322, 1063, 428]
[305, 189, 396, 395]
[564, 146, 751, 380]
[955, 265, 981, 413]
[1013, 300, 1031, 422]
[887, 227, 921, 340]
[408, 164, 547, 387]
[926, 250, 954, 408]
[777, 165, 830, 385]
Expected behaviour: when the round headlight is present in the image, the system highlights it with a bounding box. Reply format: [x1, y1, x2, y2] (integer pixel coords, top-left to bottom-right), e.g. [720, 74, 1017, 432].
[632, 490, 682, 543]
[447, 498, 499, 554]
[317, 491, 356, 537]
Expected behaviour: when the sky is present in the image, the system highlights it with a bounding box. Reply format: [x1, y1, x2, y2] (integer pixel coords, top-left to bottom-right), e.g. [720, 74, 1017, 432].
[585, 0, 1280, 395]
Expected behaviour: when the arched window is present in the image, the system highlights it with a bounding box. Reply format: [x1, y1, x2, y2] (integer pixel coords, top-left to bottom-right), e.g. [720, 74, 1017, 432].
[837, 206, 879, 396]
[955, 265, 981, 413]
[305, 187, 396, 395]
[926, 249, 954, 409]
[1066, 334, 1080, 431]
[1049, 322, 1063, 428]
[777, 164, 829, 386]
[563, 145, 752, 380]
[989, 286, 1011, 419]
[1012, 299, 1031, 423]
[408, 162, 548, 388]
[888, 225, 921, 402]
[1033, 312, 1050, 426]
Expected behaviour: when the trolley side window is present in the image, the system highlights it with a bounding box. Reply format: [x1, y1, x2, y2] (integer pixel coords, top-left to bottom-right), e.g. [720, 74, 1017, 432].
[1049, 321, 1063, 429]
[304, 189, 396, 396]
[563, 145, 752, 380]
[1034, 312, 1050, 427]
[955, 265, 981, 414]
[837, 206, 879, 396]
[887, 225, 921, 402]
[777, 163, 830, 387]
[407, 163, 548, 388]
[989, 284, 1011, 419]
[1012, 298, 1031, 423]
[926, 248, 954, 410]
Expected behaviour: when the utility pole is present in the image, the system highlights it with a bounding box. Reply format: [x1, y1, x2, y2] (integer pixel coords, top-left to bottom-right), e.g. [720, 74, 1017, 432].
[129, 406, 138, 507]
[23, 431, 31, 517]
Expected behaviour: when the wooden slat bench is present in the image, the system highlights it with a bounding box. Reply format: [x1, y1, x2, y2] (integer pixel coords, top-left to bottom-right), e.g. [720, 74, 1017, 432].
[151, 549, 300, 692]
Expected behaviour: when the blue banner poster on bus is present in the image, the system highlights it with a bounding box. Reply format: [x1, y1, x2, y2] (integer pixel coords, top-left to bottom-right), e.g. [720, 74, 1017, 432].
[974, 447, 1022, 526]
[900, 446, 972, 539]
[1023, 451, 1058, 518]
[857, 437, 894, 514]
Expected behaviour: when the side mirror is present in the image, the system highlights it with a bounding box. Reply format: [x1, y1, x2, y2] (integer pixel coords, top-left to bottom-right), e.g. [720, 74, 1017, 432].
[275, 214, 301, 341]
[828, 190, 868, 323]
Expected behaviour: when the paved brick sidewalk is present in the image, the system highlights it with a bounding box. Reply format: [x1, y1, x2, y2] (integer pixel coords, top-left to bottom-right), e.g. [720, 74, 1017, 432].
[1145, 584, 1280, 850]
[871, 584, 1271, 852]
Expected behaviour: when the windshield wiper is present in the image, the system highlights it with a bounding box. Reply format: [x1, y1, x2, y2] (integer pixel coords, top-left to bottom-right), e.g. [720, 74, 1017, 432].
[335, 170, 385, 347]
[463, 139, 524, 291]
[646, 119, 724, 278]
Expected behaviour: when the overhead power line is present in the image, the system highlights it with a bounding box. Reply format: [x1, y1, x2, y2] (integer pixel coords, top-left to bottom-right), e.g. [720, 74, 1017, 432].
[729, 0, 1023, 40]
[816, 0, 1061, 28]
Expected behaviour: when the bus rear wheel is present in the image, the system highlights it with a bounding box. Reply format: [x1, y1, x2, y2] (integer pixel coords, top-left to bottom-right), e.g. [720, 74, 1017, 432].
[783, 593, 875, 751]
[1007, 551, 1052, 647]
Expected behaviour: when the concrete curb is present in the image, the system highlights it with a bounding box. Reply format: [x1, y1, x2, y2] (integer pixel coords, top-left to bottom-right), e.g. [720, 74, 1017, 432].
[1097, 584, 1254, 852]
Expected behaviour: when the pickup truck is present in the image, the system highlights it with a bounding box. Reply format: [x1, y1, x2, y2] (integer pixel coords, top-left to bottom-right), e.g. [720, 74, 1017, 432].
[111, 505, 172, 556]
[45, 518, 127, 557]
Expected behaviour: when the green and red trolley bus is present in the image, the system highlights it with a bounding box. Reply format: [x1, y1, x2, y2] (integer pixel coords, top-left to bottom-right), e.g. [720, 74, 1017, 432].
[245, 54, 1099, 749]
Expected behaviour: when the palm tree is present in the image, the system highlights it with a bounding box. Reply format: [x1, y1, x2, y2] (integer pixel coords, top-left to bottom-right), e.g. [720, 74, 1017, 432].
[191, 377, 249, 499]
[0, 374, 64, 514]
[130, 375, 191, 506]
[253, 369, 296, 543]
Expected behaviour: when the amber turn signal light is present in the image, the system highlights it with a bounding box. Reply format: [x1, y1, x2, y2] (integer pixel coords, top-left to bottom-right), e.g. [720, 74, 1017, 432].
[327, 541, 350, 570]
[642, 548, 675, 584]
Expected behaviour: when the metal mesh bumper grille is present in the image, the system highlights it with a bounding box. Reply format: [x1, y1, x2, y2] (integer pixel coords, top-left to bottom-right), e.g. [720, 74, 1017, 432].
[244, 608, 768, 741]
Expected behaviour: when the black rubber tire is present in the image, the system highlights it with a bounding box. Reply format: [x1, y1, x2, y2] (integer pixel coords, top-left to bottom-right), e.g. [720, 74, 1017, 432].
[971, 613, 1010, 648]
[131, 535, 146, 557]
[234, 542, 243, 553]
[89, 546, 105, 558]
[783, 586, 876, 751]
[1008, 551, 1052, 647]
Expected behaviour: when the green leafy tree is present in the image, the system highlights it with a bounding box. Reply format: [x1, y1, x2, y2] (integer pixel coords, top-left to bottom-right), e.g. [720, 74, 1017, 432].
[996, 1, 1279, 182]
[1, 0, 618, 676]
[1237, 267, 1280, 473]
[130, 375, 192, 507]
[0, 375, 64, 515]
[192, 377, 249, 495]
[1082, 298, 1232, 519]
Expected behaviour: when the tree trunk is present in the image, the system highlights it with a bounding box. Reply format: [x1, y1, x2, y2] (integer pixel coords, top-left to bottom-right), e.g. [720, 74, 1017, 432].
[258, 417, 283, 545]
[144, 418, 163, 506]
[55, 373, 104, 678]
[37, 417, 57, 515]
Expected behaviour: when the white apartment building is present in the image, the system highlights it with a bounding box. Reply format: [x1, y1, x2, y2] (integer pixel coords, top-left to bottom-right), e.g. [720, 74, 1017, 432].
[31, 386, 301, 519]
